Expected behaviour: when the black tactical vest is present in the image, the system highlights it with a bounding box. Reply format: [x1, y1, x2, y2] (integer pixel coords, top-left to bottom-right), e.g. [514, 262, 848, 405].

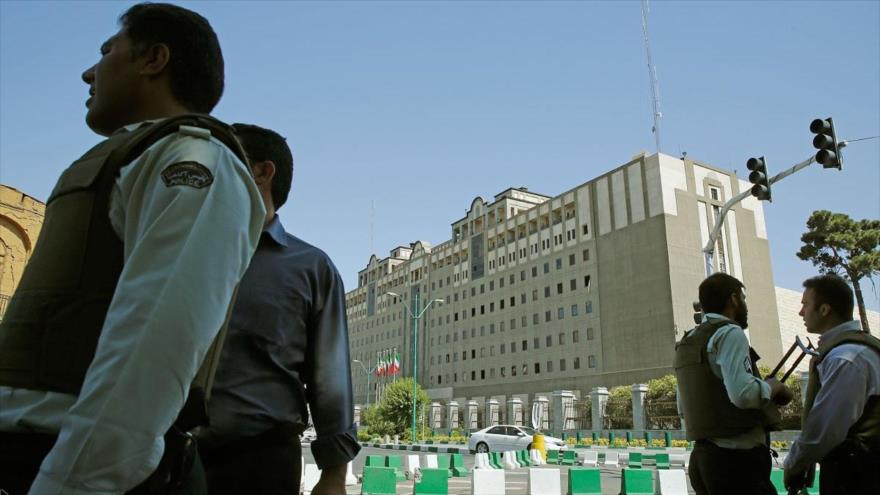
[674, 318, 765, 441]
[804, 329, 880, 455]
[0, 115, 247, 397]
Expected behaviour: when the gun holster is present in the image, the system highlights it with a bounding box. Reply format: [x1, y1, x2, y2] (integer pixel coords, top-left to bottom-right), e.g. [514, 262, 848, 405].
[129, 388, 209, 495]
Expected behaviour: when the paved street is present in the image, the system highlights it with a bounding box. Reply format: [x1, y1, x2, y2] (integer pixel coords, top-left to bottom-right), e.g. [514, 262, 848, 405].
[302, 445, 706, 494]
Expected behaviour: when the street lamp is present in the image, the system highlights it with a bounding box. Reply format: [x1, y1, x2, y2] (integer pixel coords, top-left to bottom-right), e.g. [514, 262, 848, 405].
[352, 359, 376, 406]
[387, 291, 443, 442]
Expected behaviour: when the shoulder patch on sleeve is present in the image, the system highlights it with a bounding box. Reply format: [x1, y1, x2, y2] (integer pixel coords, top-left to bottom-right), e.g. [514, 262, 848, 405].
[161, 161, 214, 189]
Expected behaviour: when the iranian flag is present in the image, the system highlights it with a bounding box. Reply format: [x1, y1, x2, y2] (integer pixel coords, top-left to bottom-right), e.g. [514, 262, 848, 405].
[376, 351, 385, 377]
[391, 349, 401, 375]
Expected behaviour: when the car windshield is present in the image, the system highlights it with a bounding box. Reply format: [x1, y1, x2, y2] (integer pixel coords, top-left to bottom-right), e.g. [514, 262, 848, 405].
[518, 426, 537, 435]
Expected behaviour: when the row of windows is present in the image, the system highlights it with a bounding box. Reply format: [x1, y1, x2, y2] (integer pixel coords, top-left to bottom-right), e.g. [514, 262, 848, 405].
[431, 355, 597, 385]
[431, 328, 595, 364]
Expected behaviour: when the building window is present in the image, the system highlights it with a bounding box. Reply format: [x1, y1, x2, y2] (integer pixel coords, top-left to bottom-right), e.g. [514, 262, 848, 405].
[544, 286, 551, 298]
[557, 283, 563, 294]
[573, 329, 580, 343]
[501, 367, 506, 377]
[511, 366, 517, 377]
[547, 360, 553, 372]
[521, 270, 526, 281]
[587, 327, 594, 340]
[499, 321, 505, 332]
[545, 311, 552, 322]
[490, 345, 495, 356]
[534, 337, 540, 349]
[543, 262, 550, 274]
[559, 332, 566, 345]
[490, 368, 495, 378]
[582, 249, 590, 261]
[534, 362, 541, 374]
[710, 186, 720, 201]
[531, 266, 538, 277]
[574, 357, 581, 369]
[511, 341, 517, 352]
[588, 355, 597, 368]
[582, 225, 589, 236]
[560, 359, 567, 371]
[570, 279, 577, 291]
[472, 370, 476, 380]
[558, 307, 565, 319]
[522, 316, 528, 327]
[500, 343, 506, 354]
[489, 281, 494, 291]
[522, 339, 528, 351]
[510, 296, 516, 307]
[556, 258, 562, 270]
[571, 304, 579, 317]
[481, 369, 485, 379]
[546, 335, 552, 347]
[533, 289, 539, 301]
[569, 254, 576, 266]
[584, 275, 591, 291]
[586, 301, 593, 313]
[510, 318, 516, 330]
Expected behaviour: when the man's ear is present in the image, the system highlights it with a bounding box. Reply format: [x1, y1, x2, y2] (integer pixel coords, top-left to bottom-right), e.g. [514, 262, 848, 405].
[819, 303, 831, 318]
[139, 43, 172, 76]
[251, 160, 277, 187]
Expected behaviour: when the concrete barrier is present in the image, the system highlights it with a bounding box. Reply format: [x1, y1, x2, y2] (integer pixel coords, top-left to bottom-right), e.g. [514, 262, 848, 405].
[567, 467, 602, 495]
[582, 450, 599, 467]
[527, 467, 561, 495]
[474, 452, 492, 469]
[472, 469, 506, 495]
[620, 468, 653, 495]
[345, 461, 358, 485]
[405, 454, 421, 479]
[361, 466, 398, 495]
[414, 468, 449, 495]
[503, 451, 519, 469]
[425, 454, 439, 469]
[603, 451, 620, 467]
[658, 469, 688, 495]
[302, 464, 320, 493]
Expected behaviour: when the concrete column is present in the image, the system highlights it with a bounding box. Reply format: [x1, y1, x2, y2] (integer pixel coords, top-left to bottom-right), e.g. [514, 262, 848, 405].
[799, 371, 810, 404]
[466, 400, 479, 431]
[590, 387, 609, 431]
[550, 391, 573, 435]
[446, 401, 460, 431]
[430, 402, 443, 429]
[507, 397, 523, 426]
[354, 405, 361, 428]
[631, 383, 648, 432]
[486, 399, 500, 426]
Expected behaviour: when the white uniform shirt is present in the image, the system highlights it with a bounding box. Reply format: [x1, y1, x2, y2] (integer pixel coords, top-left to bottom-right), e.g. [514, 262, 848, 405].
[0, 121, 266, 495]
[783, 320, 880, 474]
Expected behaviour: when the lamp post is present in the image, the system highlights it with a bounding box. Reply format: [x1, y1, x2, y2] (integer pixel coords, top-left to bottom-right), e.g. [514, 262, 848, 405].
[352, 359, 376, 406]
[387, 291, 443, 442]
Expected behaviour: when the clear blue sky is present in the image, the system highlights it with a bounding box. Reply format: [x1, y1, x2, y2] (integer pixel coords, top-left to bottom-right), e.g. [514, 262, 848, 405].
[1, 1, 878, 311]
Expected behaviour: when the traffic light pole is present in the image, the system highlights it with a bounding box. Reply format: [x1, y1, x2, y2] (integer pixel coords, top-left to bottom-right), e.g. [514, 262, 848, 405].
[703, 153, 820, 275]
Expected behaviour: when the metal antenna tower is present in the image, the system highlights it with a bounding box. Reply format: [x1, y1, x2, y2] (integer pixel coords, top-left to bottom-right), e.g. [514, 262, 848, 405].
[641, 0, 662, 153]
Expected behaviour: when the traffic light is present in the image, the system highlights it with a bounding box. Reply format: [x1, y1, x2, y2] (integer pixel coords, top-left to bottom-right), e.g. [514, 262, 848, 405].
[810, 117, 843, 169]
[746, 156, 771, 201]
[692, 301, 702, 325]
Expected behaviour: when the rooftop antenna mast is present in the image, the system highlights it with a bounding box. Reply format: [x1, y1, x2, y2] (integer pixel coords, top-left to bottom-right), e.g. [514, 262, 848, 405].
[641, 0, 662, 153]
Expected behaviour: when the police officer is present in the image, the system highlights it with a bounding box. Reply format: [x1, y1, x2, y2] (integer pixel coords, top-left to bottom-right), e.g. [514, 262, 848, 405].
[784, 274, 880, 494]
[0, 3, 264, 494]
[675, 273, 793, 495]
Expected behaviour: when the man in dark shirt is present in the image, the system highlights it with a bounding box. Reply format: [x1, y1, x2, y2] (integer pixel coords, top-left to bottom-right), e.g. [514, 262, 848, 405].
[197, 123, 360, 494]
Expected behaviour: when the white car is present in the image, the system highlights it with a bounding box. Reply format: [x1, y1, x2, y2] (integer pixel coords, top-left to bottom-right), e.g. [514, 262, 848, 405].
[468, 425, 567, 453]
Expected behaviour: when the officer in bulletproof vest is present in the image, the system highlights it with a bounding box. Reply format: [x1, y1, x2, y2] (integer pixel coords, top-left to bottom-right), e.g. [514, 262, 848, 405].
[675, 273, 794, 495]
[0, 3, 265, 494]
[784, 274, 880, 495]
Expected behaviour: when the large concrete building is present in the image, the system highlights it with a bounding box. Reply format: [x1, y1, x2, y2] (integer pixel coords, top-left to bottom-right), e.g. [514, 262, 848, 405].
[345, 152, 784, 426]
[0, 185, 45, 320]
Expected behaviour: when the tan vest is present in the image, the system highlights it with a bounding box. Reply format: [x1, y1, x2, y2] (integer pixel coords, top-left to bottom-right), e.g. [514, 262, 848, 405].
[804, 329, 880, 455]
[675, 319, 765, 441]
[0, 116, 246, 415]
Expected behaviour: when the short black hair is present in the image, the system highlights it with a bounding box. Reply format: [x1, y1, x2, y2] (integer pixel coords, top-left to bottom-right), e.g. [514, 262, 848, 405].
[120, 3, 224, 113]
[803, 274, 854, 320]
[232, 123, 294, 209]
[699, 273, 745, 314]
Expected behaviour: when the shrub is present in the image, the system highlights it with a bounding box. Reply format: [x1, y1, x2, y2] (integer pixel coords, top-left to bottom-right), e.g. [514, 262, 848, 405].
[357, 429, 372, 442]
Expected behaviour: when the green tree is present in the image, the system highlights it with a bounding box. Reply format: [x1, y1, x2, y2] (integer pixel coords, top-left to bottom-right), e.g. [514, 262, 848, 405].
[362, 378, 430, 439]
[605, 385, 633, 429]
[797, 210, 880, 331]
[646, 374, 680, 429]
